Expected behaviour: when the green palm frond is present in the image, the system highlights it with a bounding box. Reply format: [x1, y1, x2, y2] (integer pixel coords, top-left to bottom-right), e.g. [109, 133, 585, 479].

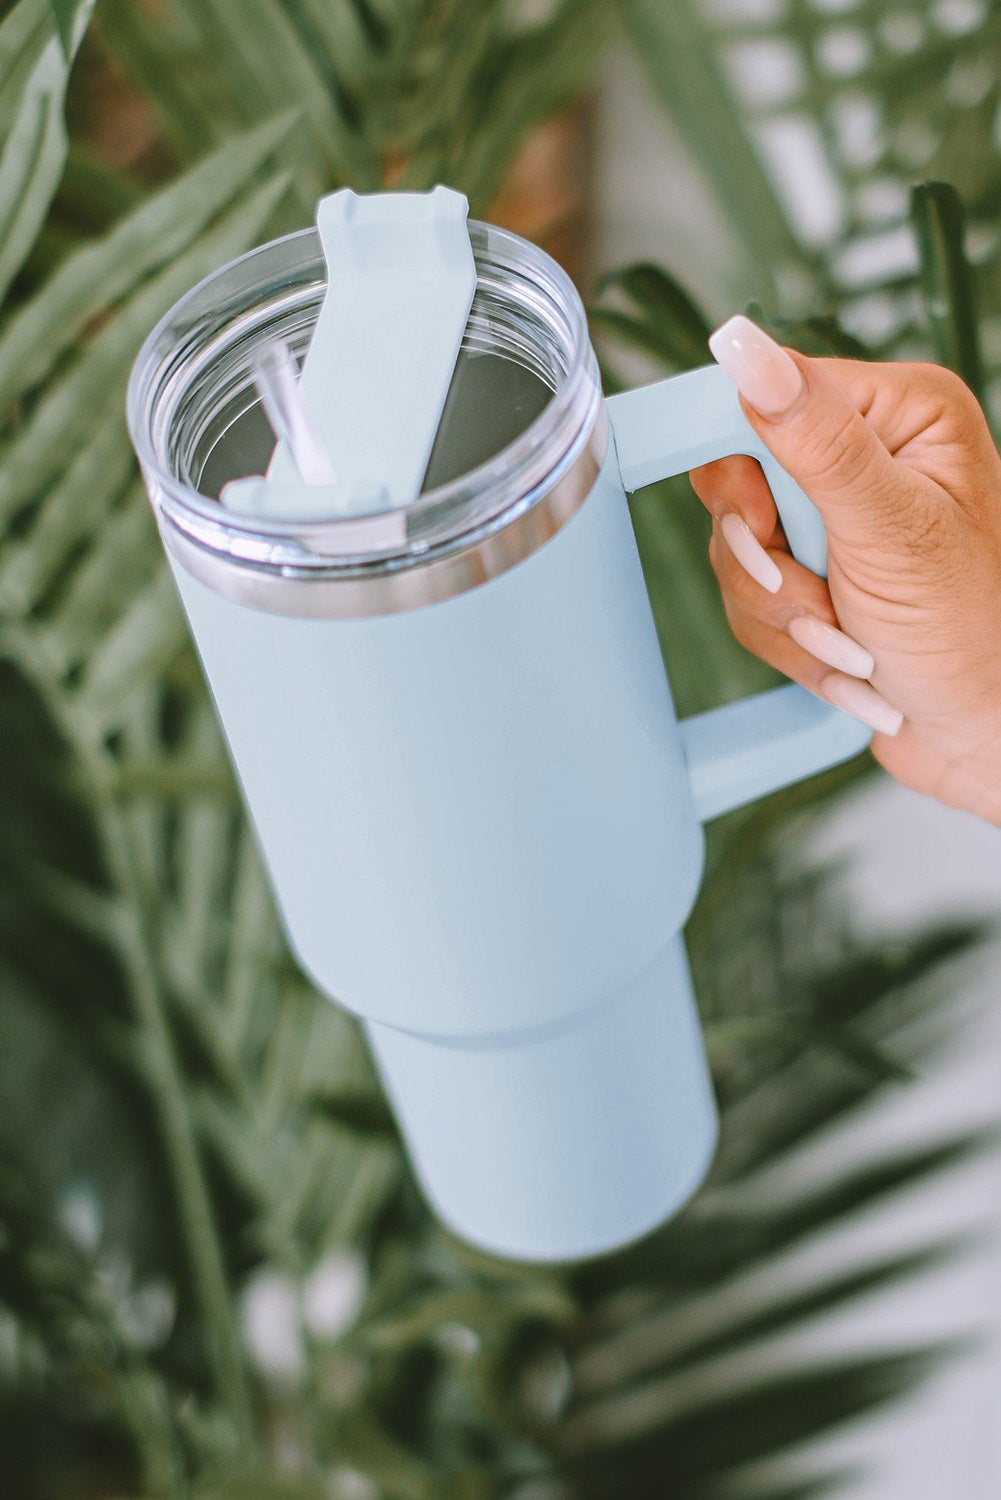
[95, 0, 610, 214]
[619, 0, 1001, 419]
[0, 0, 93, 301]
[612, 0, 807, 305]
[540, 904, 986, 1498]
[910, 180, 985, 396]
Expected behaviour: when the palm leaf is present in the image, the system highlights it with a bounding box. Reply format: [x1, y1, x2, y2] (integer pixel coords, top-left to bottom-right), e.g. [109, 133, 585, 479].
[0, 0, 94, 304]
[45, 0, 76, 58]
[0, 168, 291, 528]
[97, 0, 608, 213]
[614, 0, 808, 306]
[632, 0, 1001, 424]
[909, 180, 985, 397]
[0, 110, 297, 410]
[554, 1345, 963, 1497]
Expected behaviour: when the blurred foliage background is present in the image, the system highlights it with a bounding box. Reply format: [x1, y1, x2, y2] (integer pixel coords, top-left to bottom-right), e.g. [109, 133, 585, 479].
[0, 0, 999, 1496]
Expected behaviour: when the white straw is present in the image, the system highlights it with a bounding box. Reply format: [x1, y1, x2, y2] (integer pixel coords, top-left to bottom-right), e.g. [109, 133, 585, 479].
[252, 340, 337, 485]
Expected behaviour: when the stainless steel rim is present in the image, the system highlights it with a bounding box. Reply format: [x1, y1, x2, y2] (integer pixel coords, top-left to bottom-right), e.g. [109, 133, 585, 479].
[161, 402, 607, 618]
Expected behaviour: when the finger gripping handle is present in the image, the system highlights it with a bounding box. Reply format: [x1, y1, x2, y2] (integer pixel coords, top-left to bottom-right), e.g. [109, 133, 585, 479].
[607, 364, 827, 575]
[606, 365, 871, 820]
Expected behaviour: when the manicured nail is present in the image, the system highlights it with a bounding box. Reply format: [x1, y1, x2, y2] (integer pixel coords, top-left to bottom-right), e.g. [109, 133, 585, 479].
[708, 314, 803, 417]
[820, 672, 903, 735]
[720, 512, 783, 593]
[788, 614, 874, 678]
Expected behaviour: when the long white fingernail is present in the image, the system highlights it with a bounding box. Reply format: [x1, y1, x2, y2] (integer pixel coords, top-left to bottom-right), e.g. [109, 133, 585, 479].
[821, 672, 903, 735]
[709, 314, 803, 418]
[720, 512, 783, 593]
[788, 614, 874, 678]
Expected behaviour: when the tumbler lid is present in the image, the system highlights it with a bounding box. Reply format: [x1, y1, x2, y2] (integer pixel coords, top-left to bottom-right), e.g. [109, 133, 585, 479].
[221, 187, 477, 520]
[365, 937, 717, 1263]
[128, 218, 604, 619]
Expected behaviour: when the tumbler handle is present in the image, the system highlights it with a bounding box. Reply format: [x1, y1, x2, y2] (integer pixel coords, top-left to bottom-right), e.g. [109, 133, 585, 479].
[606, 364, 872, 822]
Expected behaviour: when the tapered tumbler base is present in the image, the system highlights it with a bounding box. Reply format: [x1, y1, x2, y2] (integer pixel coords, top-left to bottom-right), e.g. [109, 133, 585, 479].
[366, 935, 717, 1262]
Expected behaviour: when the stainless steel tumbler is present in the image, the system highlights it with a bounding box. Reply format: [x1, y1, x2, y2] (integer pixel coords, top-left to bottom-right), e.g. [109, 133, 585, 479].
[127, 219, 870, 1261]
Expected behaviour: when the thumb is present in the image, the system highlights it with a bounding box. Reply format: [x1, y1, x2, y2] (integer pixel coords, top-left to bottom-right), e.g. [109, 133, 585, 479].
[708, 315, 903, 545]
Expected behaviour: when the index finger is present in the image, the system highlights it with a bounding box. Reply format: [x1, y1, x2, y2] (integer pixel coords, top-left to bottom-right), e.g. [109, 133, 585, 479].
[688, 451, 789, 552]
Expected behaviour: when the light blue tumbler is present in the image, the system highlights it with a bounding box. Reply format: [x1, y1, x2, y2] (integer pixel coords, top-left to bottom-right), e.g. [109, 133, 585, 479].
[127, 222, 872, 1263]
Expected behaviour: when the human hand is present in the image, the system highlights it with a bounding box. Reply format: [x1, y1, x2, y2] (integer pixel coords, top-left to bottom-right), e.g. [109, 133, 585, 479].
[689, 315, 1001, 825]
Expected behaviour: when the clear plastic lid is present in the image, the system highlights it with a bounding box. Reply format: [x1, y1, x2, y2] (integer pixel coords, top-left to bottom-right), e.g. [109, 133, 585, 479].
[127, 221, 603, 604]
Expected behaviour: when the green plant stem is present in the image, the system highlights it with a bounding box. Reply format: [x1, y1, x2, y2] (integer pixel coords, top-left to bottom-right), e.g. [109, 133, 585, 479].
[1, 625, 256, 1450]
[97, 799, 256, 1446]
[910, 181, 985, 400]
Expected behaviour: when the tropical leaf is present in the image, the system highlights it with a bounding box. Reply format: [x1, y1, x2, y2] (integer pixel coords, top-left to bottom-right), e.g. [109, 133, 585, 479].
[631, 0, 1001, 430]
[0, 110, 297, 410]
[97, 0, 609, 213]
[613, 0, 807, 307]
[0, 0, 94, 304]
[910, 180, 985, 398]
[591, 262, 712, 376]
[554, 1345, 964, 1498]
[45, 0, 76, 58]
[0, 171, 291, 533]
